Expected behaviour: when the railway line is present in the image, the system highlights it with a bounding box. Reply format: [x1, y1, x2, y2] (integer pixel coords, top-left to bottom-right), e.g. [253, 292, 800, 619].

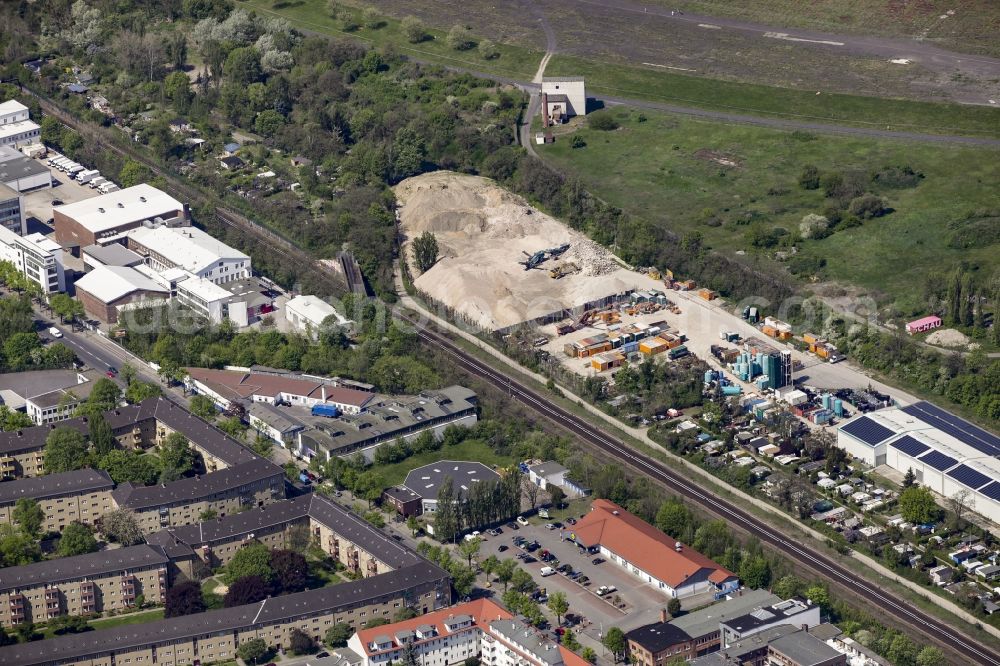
[21, 83, 999, 664]
[406, 317, 1000, 666]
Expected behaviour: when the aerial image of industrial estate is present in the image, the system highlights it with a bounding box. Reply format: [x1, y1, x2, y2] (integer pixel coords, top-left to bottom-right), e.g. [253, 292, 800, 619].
[0, 2, 999, 666]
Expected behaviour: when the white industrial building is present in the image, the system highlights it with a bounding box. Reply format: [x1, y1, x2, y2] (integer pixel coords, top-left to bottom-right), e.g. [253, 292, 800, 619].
[0, 145, 51, 192]
[0, 100, 41, 149]
[0, 224, 66, 293]
[54, 183, 189, 250]
[126, 225, 251, 284]
[175, 274, 250, 326]
[285, 295, 351, 339]
[837, 402, 1000, 525]
[541, 77, 586, 124]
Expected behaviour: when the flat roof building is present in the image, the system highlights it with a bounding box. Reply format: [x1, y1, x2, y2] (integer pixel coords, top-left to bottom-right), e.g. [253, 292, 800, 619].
[54, 184, 188, 250]
[0, 145, 51, 192]
[126, 225, 250, 284]
[837, 401, 1000, 525]
[187, 367, 376, 415]
[404, 461, 500, 514]
[81, 242, 145, 271]
[0, 99, 41, 149]
[0, 181, 25, 235]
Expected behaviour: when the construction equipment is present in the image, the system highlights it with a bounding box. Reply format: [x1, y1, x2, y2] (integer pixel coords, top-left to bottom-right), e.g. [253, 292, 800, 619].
[549, 262, 579, 279]
[520, 250, 547, 270]
[545, 243, 570, 257]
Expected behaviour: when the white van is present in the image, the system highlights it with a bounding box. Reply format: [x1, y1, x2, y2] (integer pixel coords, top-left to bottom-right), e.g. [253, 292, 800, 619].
[540, 566, 556, 577]
[51, 157, 70, 170]
[98, 182, 119, 193]
[48, 327, 63, 339]
[537, 508, 550, 519]
[88, 176, 107, 189]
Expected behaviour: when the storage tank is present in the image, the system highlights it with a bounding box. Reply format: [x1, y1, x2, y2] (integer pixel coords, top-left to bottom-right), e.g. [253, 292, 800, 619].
[821, 394, 832, 410]
[704, 370, 716, 384]
[722, 385, 743, 396]
[834, 399, 844, 417]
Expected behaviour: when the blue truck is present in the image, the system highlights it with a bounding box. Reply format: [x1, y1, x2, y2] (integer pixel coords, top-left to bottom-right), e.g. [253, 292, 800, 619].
[311, 404, 340, 418]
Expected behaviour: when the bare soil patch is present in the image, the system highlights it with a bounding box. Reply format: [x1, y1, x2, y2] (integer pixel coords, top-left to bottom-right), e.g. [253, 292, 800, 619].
[396, 172, 650, 331]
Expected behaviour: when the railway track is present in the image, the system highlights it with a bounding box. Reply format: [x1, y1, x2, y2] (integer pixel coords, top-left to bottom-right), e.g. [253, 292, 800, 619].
[24, 85, 999, 663]
[407, 317, 1000, 666]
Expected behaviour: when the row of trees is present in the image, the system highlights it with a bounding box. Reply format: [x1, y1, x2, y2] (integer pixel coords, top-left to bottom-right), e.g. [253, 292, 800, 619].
[433, 469, 523, 543]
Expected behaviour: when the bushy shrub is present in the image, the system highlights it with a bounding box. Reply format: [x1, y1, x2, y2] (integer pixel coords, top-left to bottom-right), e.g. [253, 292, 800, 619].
[588, 111, 618, 131]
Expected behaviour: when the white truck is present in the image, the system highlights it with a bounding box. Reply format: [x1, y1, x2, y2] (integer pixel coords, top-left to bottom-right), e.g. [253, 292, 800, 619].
[98, 182, 120, 193]
[76, 169, 99, 184]
[66, 164, 84, 176]
[88, 176, 107, 189]
[51, 157, 71, 170]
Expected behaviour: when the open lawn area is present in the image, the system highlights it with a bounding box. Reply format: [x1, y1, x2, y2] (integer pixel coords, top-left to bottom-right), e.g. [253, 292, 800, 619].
[372, 438, 516, 487]
[88, 608, 165, 630]
[660, 0, 1000, 57]
[544, 55, 1000, 138]
[247, 0, 1000, 137]
[240, 0, 540, 80]
[536, 107, 1000, 311]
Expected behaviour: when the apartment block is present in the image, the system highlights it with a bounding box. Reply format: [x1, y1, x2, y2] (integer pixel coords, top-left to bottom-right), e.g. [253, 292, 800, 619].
[0, 545, 168, 627]
[0, 469, 115, 533]
[0, 561, 451, 666]
[0, 99, 41, 150]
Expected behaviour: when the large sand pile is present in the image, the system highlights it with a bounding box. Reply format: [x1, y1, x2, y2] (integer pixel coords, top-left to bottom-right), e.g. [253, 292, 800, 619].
[396, 172, 644, 331]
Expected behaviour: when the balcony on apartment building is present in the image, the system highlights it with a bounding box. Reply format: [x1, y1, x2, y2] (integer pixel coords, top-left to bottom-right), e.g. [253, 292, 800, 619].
[44, 588, 61, 619]
[120, 575, 137, 605]
[80, 581, 97, 613]
[9, 594, 26, 623]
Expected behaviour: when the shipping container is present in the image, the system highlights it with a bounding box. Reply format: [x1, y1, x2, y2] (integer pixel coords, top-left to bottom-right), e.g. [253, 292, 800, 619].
[311, 403, 340, 418]
[667, 345, 688, 359]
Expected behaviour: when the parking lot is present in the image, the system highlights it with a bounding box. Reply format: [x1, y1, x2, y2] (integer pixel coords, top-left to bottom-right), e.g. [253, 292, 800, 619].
[476, 516, 701, 637]
[22, 164, 100, 226]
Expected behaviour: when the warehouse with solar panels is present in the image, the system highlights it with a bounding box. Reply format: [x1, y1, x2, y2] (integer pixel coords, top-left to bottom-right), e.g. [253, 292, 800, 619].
[837, 401, 1000, 525]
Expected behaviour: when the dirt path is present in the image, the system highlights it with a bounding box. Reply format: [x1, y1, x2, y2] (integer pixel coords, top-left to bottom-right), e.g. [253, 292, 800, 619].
[519, 0, 558, 155]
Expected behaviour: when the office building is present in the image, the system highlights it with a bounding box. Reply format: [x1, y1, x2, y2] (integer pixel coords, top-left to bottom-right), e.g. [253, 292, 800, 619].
[0, 182, 25, 235]
[0, 99, 41, 149]
[126, 225, 250, 285]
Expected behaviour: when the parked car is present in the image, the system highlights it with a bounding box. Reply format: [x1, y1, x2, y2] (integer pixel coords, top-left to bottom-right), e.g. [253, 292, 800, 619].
[498, 545, 508, 553]
[522, 556, 537, 564]
[567, 517, 577, 525]
[545, 523, 556, 530]
[315, 653, 330, 659]
[507, 522, 519, 531]
[538, 508, 550, 519]
[540, 566, 556, 577]
[48, 327, 62, 338]
[591, 557, 604, 565]
[552, 522, 563, 529]
[516, 516, 530, 526]
[107, 366, 118, 376]
[464, 531, 481, 542]
[577, 575, 590, 585]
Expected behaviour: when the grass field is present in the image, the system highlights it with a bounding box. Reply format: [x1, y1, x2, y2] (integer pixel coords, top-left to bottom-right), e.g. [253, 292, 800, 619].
[240, 0, 540, 80]
[88, 608, 165, 630]
[536, 108, 1000, 310]
[660, 0, 1000, 57]
[243, 0, 1000, 138]
[373, 438, 515, 487]
[544, 55, 1000, 137]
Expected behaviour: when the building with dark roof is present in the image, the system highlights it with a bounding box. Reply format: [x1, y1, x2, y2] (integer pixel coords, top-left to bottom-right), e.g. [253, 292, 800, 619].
[0, 545, 168, 627]
[689, 625, 798, 666]
[767, 629, 847, 666]
[0, 469, 114, 533]
[113, 456, 284, 533]
[626, 609, 696, 666]
[382, 486, 422, 518]
[0, 560, 450, 666]
[403, 460, 500, 514]
[720, 597, 821, 647]
[186, 367, 375, 415]
[300, 386, 479, 460]
[148, 494, 420, 578]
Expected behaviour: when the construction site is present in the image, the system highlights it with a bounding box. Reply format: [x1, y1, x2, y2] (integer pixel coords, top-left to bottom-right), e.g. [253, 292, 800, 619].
[395, 171, 654, 332]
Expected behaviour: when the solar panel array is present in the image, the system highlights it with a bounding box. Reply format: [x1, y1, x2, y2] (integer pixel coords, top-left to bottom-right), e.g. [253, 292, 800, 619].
[841, 416, 895, 446]
[901, 401, 1000, 458]
[889, 435, 930, 458]
[980, 482, 1000, 503]
[946, 464, 992, 491]
[919, 450, 958, 472]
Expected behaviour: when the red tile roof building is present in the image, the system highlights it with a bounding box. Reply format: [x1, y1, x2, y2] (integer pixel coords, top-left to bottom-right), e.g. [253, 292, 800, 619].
[570, 499, 738, 599]
[186, 367, 375, 414]
[348, 599, 591, 666]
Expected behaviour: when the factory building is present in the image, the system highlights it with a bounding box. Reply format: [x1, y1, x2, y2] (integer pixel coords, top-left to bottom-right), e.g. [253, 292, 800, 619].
[837, 402, 1000, 525]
